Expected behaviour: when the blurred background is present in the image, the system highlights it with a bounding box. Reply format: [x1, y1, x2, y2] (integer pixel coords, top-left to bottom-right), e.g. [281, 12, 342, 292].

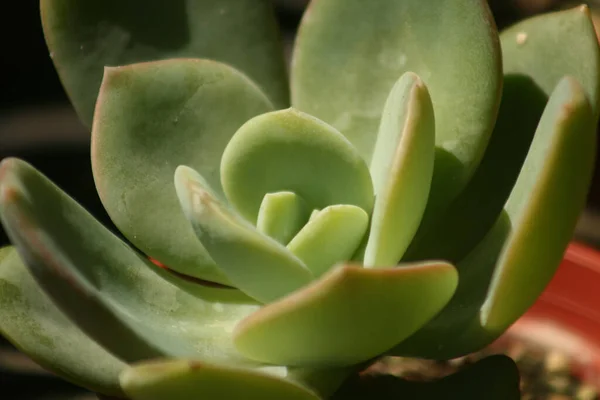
[1, 1, 600, 397]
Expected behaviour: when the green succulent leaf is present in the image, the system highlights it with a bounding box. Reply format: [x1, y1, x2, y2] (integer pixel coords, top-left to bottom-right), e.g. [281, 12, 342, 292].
[41, 0, 289, 126]
[0, 158, 259, 363]
[501, 5, 600, 117]
[403, 75, 547, 263]
[234, 262, 457, 367]
[256, 191, 310, 245]
[392, 76, 596, 359]
[481, 76, 596, 332]
[0, 246, 126, 397]
[332, 355, 520, 400]
[292, 0, 501, 215]
[92, 59, 273, 284]
[120, 360, 320, 400]
[175, 166, 313, 303]
[287, 205, 369, 278]
[364, 72, 435, 267]
[404, 4, 600, 263]
[220, 109, 374, 223]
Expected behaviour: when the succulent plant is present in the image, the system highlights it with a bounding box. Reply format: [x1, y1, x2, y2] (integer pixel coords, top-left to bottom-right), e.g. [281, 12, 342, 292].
[0, 0, 599, 399]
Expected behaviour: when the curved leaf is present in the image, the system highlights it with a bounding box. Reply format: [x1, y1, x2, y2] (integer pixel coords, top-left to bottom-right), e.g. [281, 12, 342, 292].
[92, 59, 273, 283]
[391, 76, 596, 359]
[364, 72, 435, 267]
[175, 166, 313, 303]
[256, 191, 309, 245]
[220, 109, 374, 223]
[404, 3, 600, 276]
[0, 247, 126, 397]
[234, 262, 457, 367]
[120, 360, 320, 400]
[41, 0, 288, 126]
[481, 77, 596, 331]
[501, 5, 600, 117]
[287, 205, 369, 278]
[0, 158, 259, 363]
[403, 75, 547, 263]
[292, 0, 501, 213]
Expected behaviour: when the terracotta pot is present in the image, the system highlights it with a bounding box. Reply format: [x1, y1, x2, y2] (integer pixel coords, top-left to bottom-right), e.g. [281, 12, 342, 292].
[501, 242, 600, 386]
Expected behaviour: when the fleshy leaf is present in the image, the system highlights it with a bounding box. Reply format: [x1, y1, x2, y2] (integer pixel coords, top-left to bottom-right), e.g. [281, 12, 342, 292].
[256, 191, 309, 245]
[501, 5, 600, 117]
[332, 355, 520, 400]
[292, 0, 501, 213]
[234, 262, 457, 367]
[404, 5, 600, 262]
[120, 360, 320, 400]
[41, 0, 289, 126]
[480, 77, 596, 332]
[175, 166, 313, 303]
[0, 158, 259, 363]
[287, 205, 369, 278]
[92, 59, 273, 284]
[220, 108, 374, 223]
[0, 246, 126, 397]
[364, 72, 435, 267]
[403, 75, 547, 263]
[391, 77, 596, 359]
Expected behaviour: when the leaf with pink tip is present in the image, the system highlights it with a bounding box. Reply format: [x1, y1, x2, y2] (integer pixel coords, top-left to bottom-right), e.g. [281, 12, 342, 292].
[0, 158, 259, 364]
[92, 59, 273, 284]
[234, 262, 457, 367]
[391, 76, 596, 359]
